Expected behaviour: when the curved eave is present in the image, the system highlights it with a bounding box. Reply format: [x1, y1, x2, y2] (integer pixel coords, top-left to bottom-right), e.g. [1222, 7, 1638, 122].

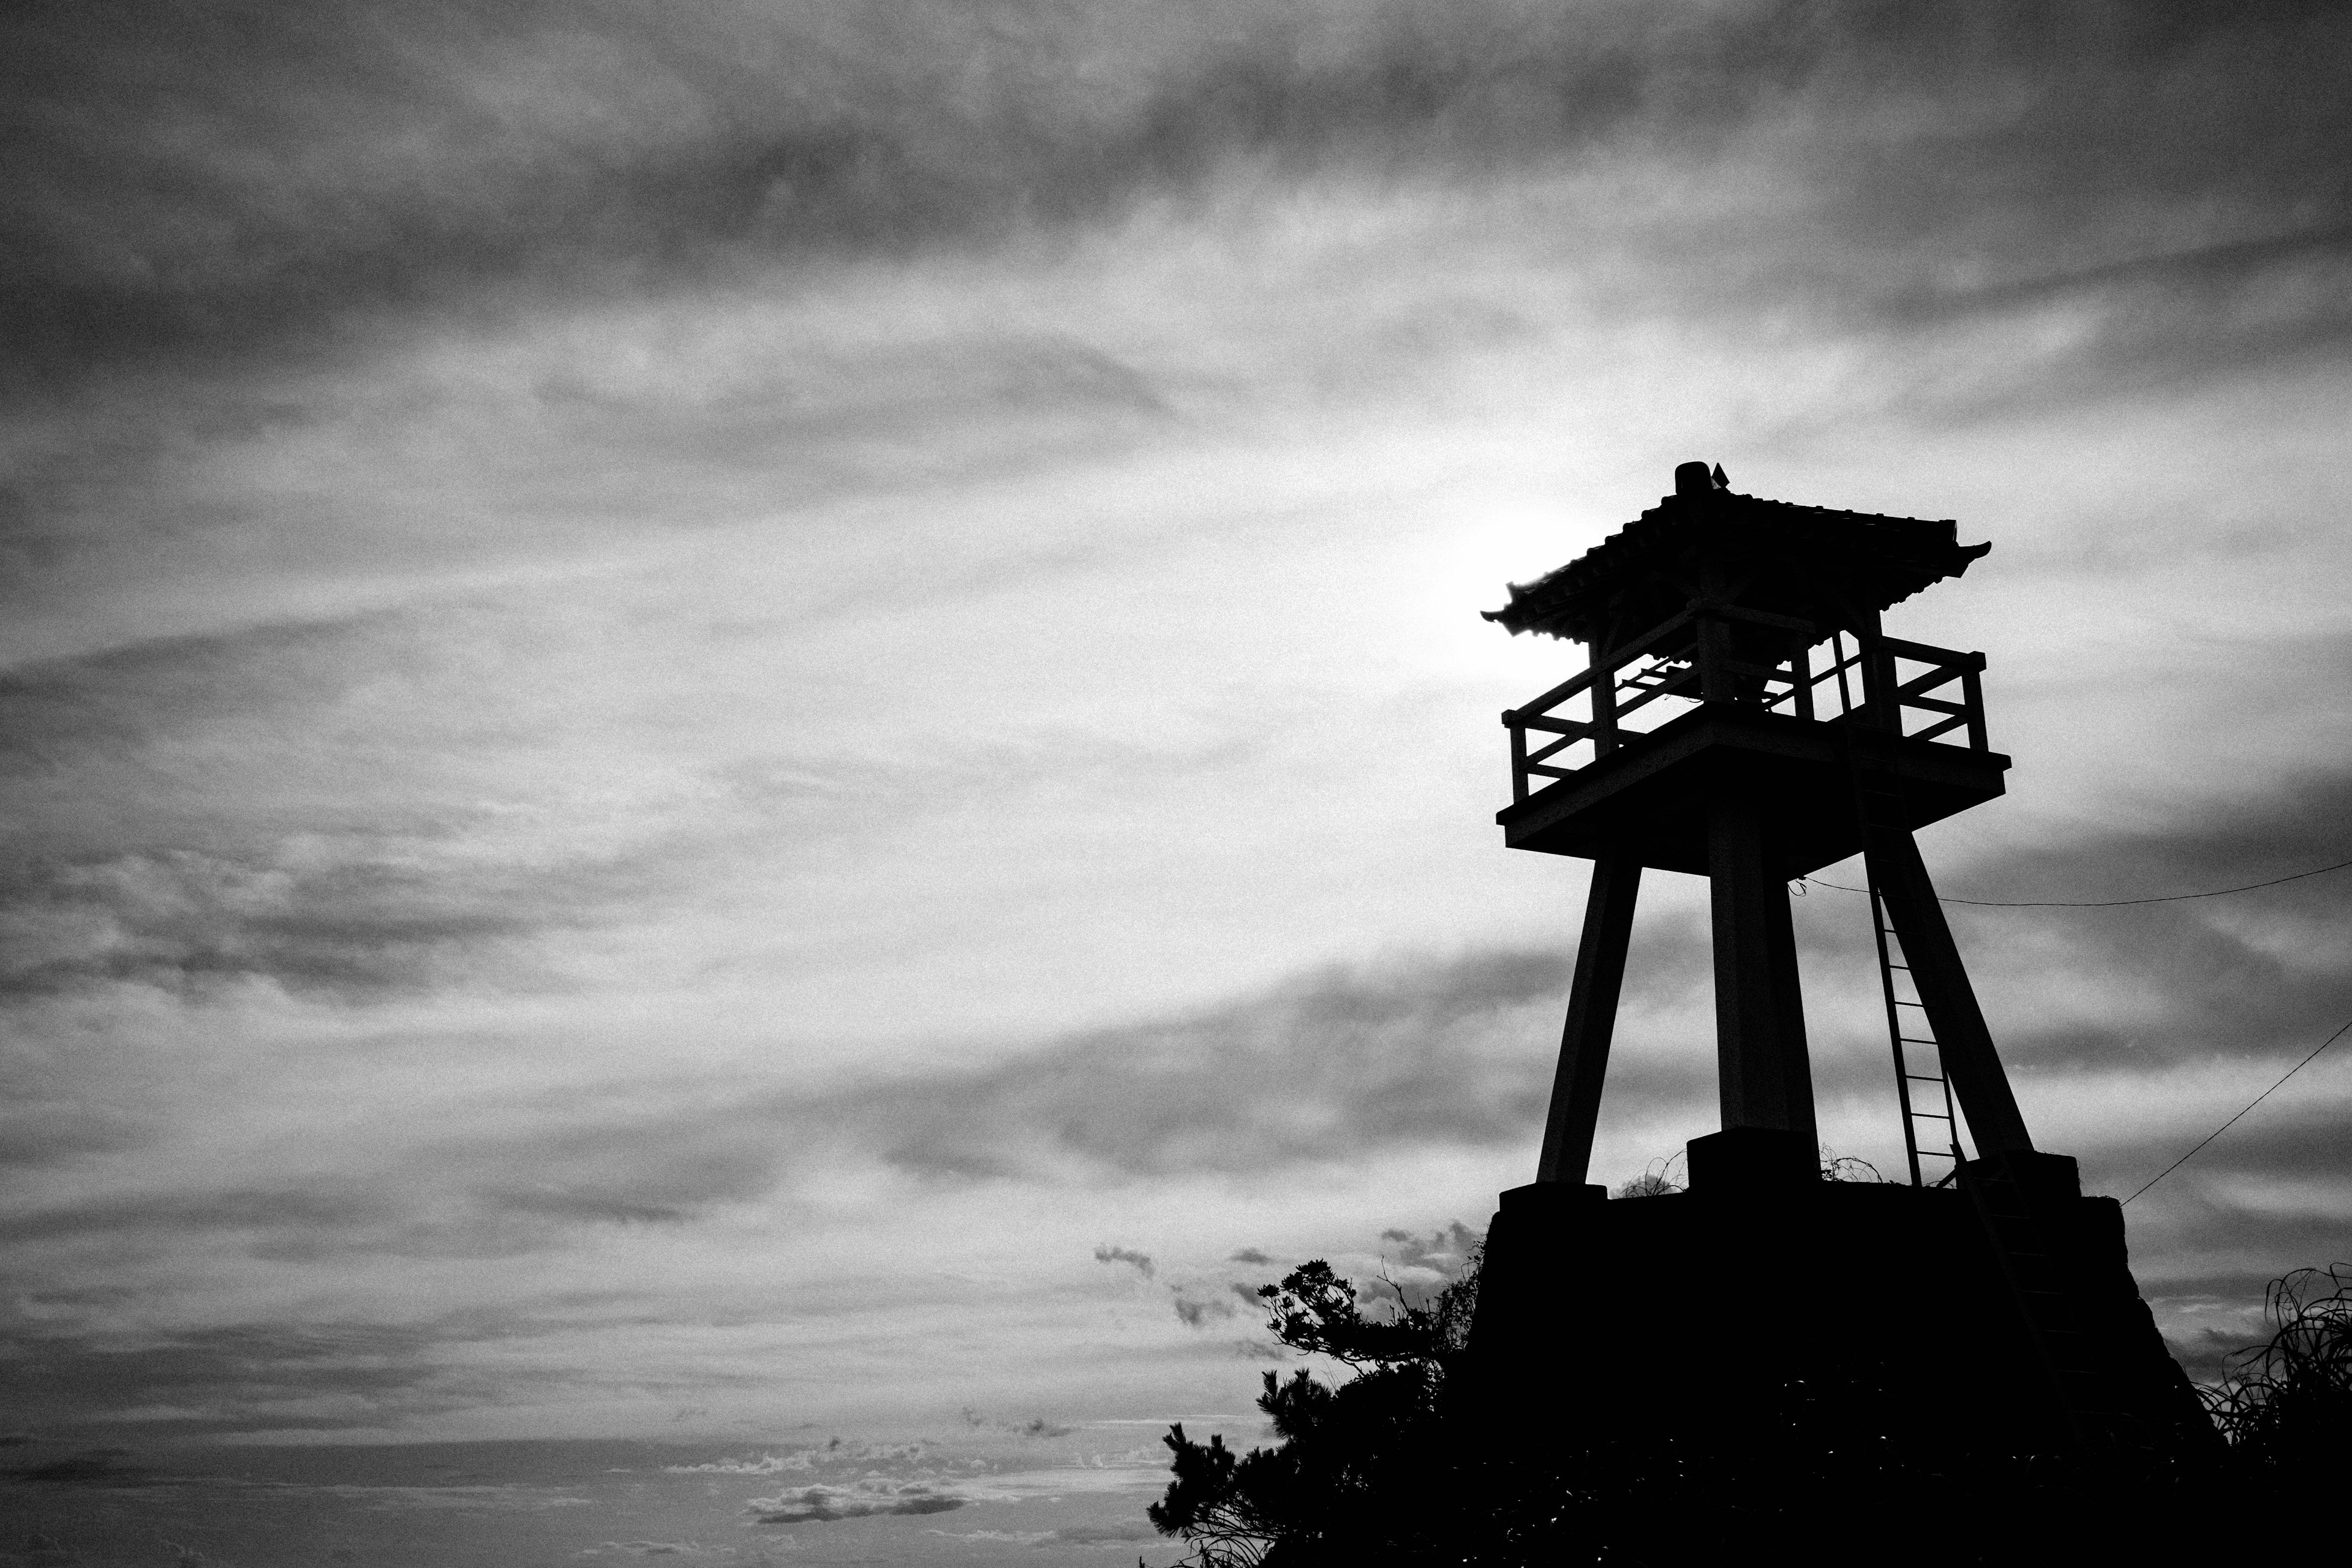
[1482, 495, 1991, 643]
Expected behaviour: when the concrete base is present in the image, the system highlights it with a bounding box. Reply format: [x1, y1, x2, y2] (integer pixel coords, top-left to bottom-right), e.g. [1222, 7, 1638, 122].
[1463, 1152, 2209, 1465]
[1686, 1126, 1817, 1191]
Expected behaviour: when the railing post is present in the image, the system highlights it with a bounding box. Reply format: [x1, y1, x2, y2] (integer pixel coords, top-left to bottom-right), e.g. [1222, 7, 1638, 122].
[1790, 642, 1814, 721]
[1508, 717, 1528, 804]
[1962, 660, 1988, 751]
[1695, 606, 1737, 704]
[1856, 610, 1898, 734]
[1590, 641, 1619, 755]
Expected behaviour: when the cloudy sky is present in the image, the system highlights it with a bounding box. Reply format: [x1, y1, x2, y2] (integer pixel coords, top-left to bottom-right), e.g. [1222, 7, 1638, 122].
[6, 0, 2352, 1559]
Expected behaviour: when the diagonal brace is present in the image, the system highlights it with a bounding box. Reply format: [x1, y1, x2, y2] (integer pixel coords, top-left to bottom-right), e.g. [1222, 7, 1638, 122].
[1536, 856, 1643, 1185]
[1866, 829, 2034, 1156]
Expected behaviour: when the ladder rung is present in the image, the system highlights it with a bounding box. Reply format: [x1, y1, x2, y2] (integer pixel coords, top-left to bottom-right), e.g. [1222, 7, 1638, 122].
[1878, 874, 1953, 1187]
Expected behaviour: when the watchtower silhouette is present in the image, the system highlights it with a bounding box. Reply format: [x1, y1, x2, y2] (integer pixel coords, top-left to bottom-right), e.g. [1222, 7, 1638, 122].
[1464, 461, 2207, 1465]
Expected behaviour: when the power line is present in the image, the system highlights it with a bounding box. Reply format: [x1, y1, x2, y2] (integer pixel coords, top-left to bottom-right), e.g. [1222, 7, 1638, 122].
[1793, 852, 2352, 1202]
[1803, 854, 2352, 908]
[2119, 1016, 2352, 1206]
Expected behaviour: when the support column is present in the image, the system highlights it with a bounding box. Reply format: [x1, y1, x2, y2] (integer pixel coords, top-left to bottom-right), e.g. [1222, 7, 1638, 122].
[1708, 786, 1817, 1140]
[1536, 856, 1642, 1185]
[1866, 829, 2034, 1156]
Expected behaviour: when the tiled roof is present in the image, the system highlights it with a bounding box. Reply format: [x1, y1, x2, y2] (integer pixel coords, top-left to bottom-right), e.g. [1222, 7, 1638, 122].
[1483, 488, 1991, 646]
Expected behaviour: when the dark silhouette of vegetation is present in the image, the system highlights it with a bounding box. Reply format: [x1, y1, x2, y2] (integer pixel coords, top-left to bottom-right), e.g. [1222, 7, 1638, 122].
[1148, 1245, 2352, 1566]
[1819, 1150, 1888, 1182]
[1610, 1155, 1681, 1197]
[2199, 1262, 2351, 1480]
[1610, 1147, 1883, 1200]
[1148, 1255, 1478, 1566]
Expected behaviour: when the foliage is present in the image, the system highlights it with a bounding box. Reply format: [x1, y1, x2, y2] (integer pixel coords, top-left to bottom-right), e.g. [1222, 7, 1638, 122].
[1253, 1257, 1475, 1369]
[1148, 1250, 1479, 1567]
[1819, 1152, 1888, 1183]
[2199, 1262, 2352, 1475]
[1610, 1155, 1683, 1199]
[1146, 1425, 1274, 1567]
[1611, 1147, 1885, 1198]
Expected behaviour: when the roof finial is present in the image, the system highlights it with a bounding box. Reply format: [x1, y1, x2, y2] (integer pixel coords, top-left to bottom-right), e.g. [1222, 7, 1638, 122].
[1711, 462, 1729, 491]
[1673, 461, 1713, 497]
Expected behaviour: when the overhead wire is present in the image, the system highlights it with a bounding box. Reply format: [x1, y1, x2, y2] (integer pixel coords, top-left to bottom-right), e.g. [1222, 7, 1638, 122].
[1795, 850, 2352, 1202]
[1801, 853, 2352, 908]
[2120, 1017, 2352, 1205]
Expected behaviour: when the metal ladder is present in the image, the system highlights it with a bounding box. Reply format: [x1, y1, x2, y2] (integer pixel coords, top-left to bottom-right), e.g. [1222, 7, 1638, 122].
[1830, 630, 1967, 1188]
[1867, 881, 1966, 1188]
[1831, 636, 2146, 1449]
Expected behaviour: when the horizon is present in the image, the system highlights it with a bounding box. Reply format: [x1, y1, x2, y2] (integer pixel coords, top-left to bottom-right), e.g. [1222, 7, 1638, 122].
[6, 2, 2351, 1562]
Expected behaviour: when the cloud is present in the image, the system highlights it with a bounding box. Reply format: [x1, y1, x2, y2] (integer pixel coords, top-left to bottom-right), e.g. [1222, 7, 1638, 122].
[835, 947, 1593, 1182]
[0, 1186, 385, 1248]
[1381, 1223, 1482, 1276]
[0, 607, 715, 1002]
[579, 1545, 704, 1559]
[26, 734, 2345, 1302]
[957, 1408, 1074, 1439]
[745, 1480, 968, 1524]
[1091, 1245, 1154, 1278]
[1923, 771, 2352, 1082]
[0, 1, 1723, 374]
[11, 1449, 149, 1487]
[0, 0, 2344, 1483]
[0, 846, 564, 1003]
[1047, 1520, 1159, 1544]
[660, 1452, 814, 1476]
[5, 1, 2342, 390]
[1170, 1295, 1236, 1329]
[1175, 1224, 1487, 1335]
[0, 1320, 485, 1438]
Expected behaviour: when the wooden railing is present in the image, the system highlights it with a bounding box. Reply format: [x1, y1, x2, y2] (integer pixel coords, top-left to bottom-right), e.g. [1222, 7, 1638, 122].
[1502, 606, 1989, 804]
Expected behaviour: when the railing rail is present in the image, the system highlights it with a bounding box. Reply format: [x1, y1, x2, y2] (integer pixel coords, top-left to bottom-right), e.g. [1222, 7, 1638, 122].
[1501, 608, 1991, 804]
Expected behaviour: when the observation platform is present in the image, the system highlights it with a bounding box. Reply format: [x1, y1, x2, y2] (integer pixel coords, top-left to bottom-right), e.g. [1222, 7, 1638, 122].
[1498, 704, 2010, 878]
[1494, 603, 2010, 878]
[1487, 469, 2010, 876]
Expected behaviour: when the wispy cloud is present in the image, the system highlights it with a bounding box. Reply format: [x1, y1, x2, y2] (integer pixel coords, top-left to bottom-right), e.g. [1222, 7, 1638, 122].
[1091, 1245, 1154, 1278]
[10, 3, 2342, 368]
[3, 0, 2348, 1490]
[747, 1479, 968, 1523]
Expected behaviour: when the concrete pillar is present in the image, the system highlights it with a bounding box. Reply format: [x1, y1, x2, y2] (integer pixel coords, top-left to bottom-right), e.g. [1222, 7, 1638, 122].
[1708, 785, 1818, 1141]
